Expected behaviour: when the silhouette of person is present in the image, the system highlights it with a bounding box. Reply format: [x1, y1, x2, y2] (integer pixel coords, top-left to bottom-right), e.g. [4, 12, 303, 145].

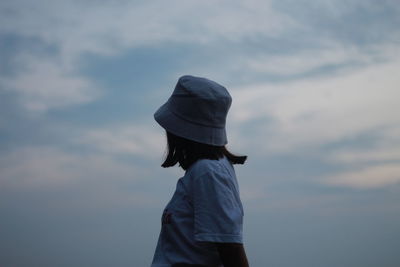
[151, 75, 249, 267]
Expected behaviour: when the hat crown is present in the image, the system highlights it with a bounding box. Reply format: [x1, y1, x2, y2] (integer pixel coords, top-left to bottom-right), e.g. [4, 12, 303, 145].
[154, 75, 231, 145]
[168, 75, 232, 128]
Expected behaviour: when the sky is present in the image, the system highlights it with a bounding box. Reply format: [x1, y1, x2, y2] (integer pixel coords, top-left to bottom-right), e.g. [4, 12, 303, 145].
[1, 0, 400, 266]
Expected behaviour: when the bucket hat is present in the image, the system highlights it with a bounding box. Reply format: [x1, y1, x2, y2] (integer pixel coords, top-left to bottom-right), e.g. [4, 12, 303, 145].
[154, 75, 232, 146]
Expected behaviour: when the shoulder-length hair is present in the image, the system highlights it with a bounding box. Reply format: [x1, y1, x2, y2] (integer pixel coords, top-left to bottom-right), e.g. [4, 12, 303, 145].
[161, 131, 247, 170]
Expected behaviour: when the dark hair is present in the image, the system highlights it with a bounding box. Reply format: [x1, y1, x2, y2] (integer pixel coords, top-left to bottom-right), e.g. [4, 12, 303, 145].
[161, 131, 247, 170]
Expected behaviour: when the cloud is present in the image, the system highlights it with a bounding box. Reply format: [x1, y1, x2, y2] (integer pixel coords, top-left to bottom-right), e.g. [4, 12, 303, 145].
[329, 126, 400, 164]
[273, 0, 400, 45]
[1, 0, 399, 114]
[332, 147, 400, 164]
[0, 0, 295, 57]
[73, 123, 165, 159]
[2, 0, 397, 58]
[0, 0, 292, 114]
[227, 47, 400, 189]
[324, 163, 400, 189]
[0, 145, 144, 189]
[1, 54, 102, 113]
[1, 0, 399, 191]
[242, 45, 380, 76]
[229, 51, 400, 154]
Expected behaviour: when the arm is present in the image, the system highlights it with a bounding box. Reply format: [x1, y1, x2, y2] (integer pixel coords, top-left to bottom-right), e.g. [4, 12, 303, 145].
[191, 169, 248, 266]
[215, 242, 249, 267]
[172, 242, 249, 267]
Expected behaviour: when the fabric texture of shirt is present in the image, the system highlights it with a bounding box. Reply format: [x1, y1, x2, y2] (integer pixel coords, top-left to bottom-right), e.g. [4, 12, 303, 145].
[151, 156, 244, 266]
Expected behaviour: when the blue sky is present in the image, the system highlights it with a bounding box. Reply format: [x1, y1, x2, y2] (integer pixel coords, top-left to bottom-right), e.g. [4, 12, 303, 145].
[1, 0, 400, 266]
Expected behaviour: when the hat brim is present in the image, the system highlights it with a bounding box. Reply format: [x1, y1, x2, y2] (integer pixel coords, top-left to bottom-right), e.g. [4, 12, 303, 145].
[154, 101, 227, 146]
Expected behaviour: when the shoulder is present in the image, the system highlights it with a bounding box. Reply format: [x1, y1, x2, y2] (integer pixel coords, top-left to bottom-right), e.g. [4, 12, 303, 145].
[186, 157, 234, 179]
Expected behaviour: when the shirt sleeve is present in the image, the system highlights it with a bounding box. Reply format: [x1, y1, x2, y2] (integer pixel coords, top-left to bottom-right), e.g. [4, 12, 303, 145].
[192, 169, 243, 243]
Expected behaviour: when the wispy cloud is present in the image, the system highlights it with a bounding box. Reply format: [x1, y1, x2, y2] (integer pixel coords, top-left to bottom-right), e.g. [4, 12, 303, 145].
[73, 123, 164, 159]
[0, 1, 296, 57]
[329, 126, 400, 163]
[324, 163, 400, 189]
[227, 48, 400, 189]
[230, 51, 400, 153]
[0, 146, 145, 189]
[1, 54, 101, 113]
[242, 44, 382, 77]
[1, 0, 399, 114]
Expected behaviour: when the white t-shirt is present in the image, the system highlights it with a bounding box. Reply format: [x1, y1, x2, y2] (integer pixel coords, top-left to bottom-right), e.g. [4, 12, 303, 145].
[151, 156, 244, 266]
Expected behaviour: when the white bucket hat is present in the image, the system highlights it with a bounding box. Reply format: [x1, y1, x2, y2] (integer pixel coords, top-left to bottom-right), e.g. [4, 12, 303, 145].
[154, 75, 232, 146]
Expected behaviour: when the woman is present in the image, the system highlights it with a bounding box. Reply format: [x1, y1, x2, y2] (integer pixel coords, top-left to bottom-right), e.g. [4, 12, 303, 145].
[151, 75, 249, 267]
